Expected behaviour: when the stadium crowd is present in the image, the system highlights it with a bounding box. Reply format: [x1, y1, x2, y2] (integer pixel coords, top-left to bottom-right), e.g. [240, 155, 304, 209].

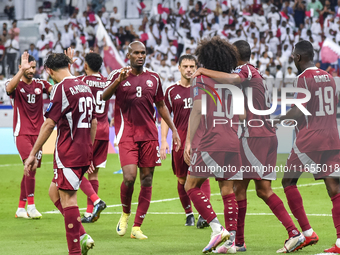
[1, 0, 340, 104]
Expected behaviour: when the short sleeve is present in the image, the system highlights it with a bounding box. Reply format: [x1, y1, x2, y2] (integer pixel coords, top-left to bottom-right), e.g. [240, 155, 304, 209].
[154, 74, 164, 103]
[233, 66, 249, 82]
[5, 79, 14, 98]
[45, 84, 63, 123]
[107, 69, 121, 84]
[193, 76, 204, 101]
[164, 87, 172, 113]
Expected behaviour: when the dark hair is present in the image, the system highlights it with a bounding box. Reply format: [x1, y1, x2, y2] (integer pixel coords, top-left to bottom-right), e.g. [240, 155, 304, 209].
[276, 65, 282, 70]
[178, 54, 197, 66]
[20, 55, 36, 65]
[195, 36, 238, 73]
[294, 40, 314, 61]
[44, 53, 72, 71]
[265, 68, 270, 72]
[85, 53, 103, 72]
[233, 40, 251, 62]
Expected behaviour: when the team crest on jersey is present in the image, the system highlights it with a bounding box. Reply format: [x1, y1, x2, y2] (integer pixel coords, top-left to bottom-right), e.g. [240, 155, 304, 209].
[146, 80, 153, 87]
[34, 88, 42, 95]
[46, 102, 53, 112]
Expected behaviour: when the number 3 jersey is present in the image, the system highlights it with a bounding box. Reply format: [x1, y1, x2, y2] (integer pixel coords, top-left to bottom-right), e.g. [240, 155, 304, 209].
[295, 67, 340, 152]
[107, 68, 164, 143]
[45, 76, 96, 168]
[6, 78, 52, 136]
[79, 74, 109, 141]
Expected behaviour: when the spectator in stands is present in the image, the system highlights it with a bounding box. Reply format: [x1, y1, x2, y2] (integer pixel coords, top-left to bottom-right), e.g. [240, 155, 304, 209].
[321, 0, 335, 20]
[307, 0, 323, 18]
[36, 34, 48, 67]
[33, 6, 48, 25]
[294, 0, 306, 28]
[8, 20, 19, 42]
[4, 2, 15, 20]
[91, 0, 105, 14]
[4, 33, 19, 75]
[84, 20, 95, 47]
[0, 39, 5, 76]
[275, 65, 284, 92]
[284, 66, 297, 88]
[335, 0, 340, 16]
[53, 33, 64, 54]
[263, 68, 275, 94]
[110, 6, 121, 26]
[1, 29, 9, 44]
[28, 43, 39, 62]
[44, 27, 55, 45]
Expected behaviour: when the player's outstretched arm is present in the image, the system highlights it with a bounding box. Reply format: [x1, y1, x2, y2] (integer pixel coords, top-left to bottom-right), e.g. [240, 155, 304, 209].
[192, 67, 241, 85]
[24, 118, 55, 176]
[156, 100, 181, 152]
[103, 67, 132, 100]
[6, 52, 35, 94]
[160, 118, 170, 160]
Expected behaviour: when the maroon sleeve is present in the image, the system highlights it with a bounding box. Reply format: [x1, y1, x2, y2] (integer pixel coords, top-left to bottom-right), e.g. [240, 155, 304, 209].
[5, 79, 15, 98]
[154, 74, 164, 103]
[42, 80, 52, 95]
[164, 87, 172, 113]
[44, 84, 63, 123]
[233, 66, 249, 82]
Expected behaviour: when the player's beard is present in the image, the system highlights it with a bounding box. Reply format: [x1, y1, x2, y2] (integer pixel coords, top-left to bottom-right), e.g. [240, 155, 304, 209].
[23, 72, 34, 81]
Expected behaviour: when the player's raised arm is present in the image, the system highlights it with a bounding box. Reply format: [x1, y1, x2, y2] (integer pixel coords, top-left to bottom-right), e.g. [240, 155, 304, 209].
[6, 52, 35, 94]
[160, 118, 170, 160]
[24, 118, 55, 176]
[102, 66, 132, 100]
[192, 67, 241, 85]
[155, 100, 181, 152]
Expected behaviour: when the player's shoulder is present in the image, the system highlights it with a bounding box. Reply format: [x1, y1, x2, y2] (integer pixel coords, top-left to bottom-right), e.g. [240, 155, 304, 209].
[32, 78, 52, 86]
[108, 68, 123, 80]
[297, 66, 320, 78]
[165, 82, 179, 94]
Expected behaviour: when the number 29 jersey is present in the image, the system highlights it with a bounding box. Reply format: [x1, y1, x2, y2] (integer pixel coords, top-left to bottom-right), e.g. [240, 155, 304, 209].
[79, 74, 109, 141]
[295, 67, 340, 153]
[107, 68, 164, 143]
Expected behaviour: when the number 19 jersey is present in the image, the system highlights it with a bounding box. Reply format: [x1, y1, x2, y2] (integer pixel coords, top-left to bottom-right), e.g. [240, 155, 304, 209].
[295, 67, 340, 152]
[107, 68, 164, 143]
[80, 74, 109, 141]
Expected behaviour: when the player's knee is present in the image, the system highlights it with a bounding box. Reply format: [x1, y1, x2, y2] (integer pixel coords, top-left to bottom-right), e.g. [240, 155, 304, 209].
[124, 177, 136, 187]
[256, 188, 270, 200]
[141, 175, 153, 187]
[281, 178, 292, 188]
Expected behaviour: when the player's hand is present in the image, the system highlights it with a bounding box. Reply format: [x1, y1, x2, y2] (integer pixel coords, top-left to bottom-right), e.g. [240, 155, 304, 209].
[191, 68, 205, 79]
[20, 52, 34, 72]
[64, 47, 74, 63]
[172, 130, 181, 152]
[117, 66, 132, 83]
[184, 142, 191, 166]
[86, 162, 95, 174]
[24, 155, 38, 177]
[110, 118, 114, 127]
[160, 140, 170, 160]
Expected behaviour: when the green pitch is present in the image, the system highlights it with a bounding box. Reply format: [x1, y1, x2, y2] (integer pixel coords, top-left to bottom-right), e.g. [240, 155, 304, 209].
[0, 154, 335, 255]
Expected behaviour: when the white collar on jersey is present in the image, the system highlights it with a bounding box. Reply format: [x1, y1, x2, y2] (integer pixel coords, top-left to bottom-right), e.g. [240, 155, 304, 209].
[297, 66, 318, 77]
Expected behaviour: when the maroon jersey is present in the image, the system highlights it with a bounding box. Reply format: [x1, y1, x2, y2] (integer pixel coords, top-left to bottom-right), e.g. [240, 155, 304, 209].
[107, 68, 164, 143]
[233, 63, 276, 137]
[164, 82, 191, 145]
[45, 77, 95, 168]
[193, 75, 239, 152]
[80, 74, 109, 141]
[294, 67, 340, 153]
[6, 78, 52, 136]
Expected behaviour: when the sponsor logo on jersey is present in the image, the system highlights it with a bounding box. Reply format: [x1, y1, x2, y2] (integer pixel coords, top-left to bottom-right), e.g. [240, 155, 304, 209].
[34, 88, 42, 95]
[123, 81, 131, 87]
[174, 94, 181, 100]
[233, 69, 242, 73]
[46, 102, 53, 112]
[146, 80, 153, 87]
[20, 88, 25, 93]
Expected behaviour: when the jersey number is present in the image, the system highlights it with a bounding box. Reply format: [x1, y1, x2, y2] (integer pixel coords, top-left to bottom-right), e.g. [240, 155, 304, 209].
[78, 97, 93, 128]
[27, 94, 35, 104]
[183, 98, 193, 109]
[95, 91, 106, 114]
[136, 86, 142, 97]
[315, 86, 334, 116]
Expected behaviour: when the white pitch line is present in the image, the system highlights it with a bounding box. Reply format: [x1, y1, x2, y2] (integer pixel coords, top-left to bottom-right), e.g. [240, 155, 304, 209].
[0, 161, 53, 167]
[43, 182, 324, 214]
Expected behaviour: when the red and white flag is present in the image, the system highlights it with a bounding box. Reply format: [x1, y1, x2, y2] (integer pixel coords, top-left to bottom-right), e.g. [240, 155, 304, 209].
[157, 3, 170, 14]
[95, 15, 125, 71]
[321, 38, 340, 63]
[137, 1, 146, 14]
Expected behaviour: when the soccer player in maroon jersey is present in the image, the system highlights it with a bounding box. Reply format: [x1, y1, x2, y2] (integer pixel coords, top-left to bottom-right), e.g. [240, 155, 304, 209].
[6, 52, 52, 219]
[160, 54, 211, 228]
[78, 53, 108, 223]
[103, 41, 181, 239]
[192, 40, 305, 253]
[184, 37, 241, 253]
[24, 52, 98, 255]
[276, 40, 340, 254]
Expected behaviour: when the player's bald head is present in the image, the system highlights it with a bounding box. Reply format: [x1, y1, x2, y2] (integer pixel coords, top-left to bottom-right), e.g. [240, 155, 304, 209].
[294, 40, 314, 62]
[128, 41, 145, 53]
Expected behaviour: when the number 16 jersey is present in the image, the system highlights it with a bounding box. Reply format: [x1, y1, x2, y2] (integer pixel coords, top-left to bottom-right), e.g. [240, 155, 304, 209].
[107, 68, 164, 143]
[295, 67, 340, 152]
